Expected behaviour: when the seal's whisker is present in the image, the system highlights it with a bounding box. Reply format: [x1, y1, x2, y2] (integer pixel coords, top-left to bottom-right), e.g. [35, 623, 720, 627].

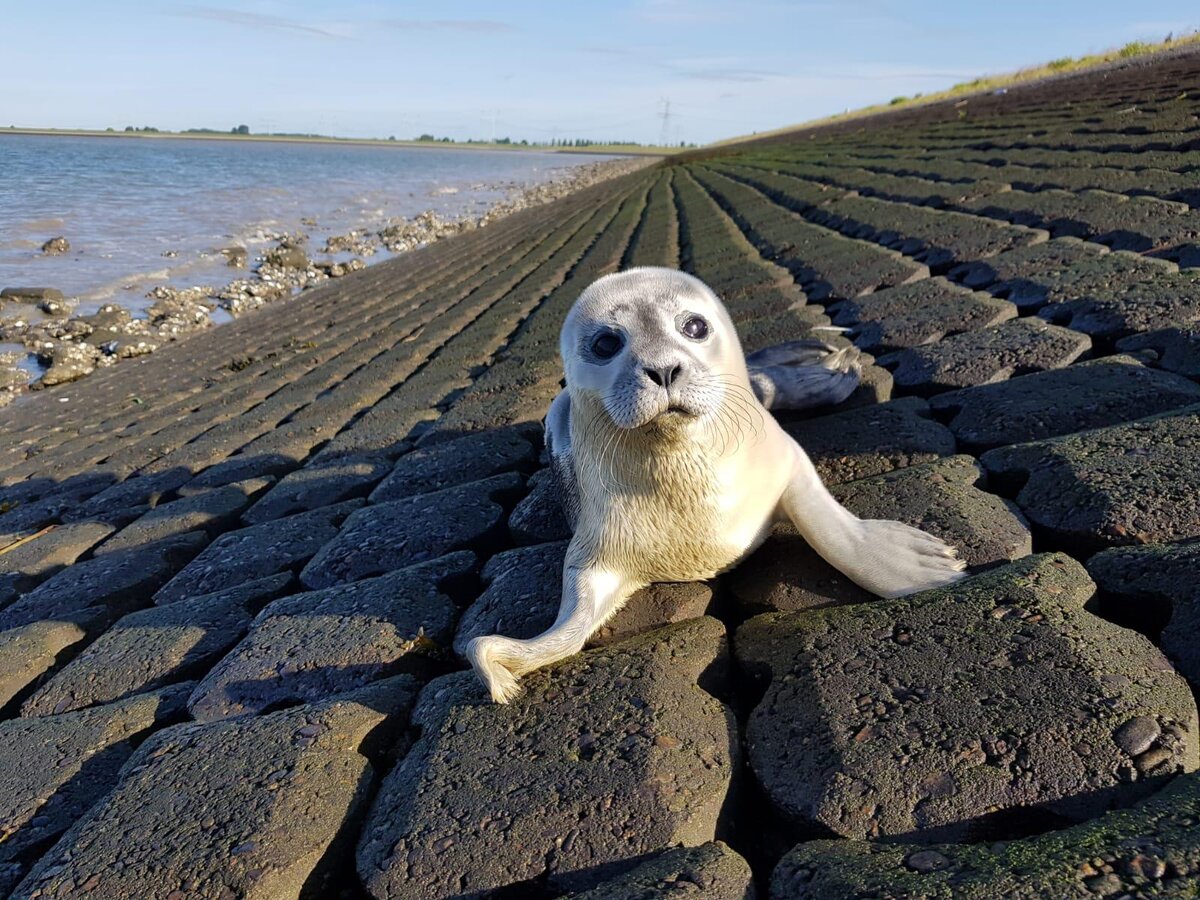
[696, 383, 735, 456]
[600, 415, 628, 493]
[707, 415, 725, 457]
[721, 405, 747, 455]
[713, 404, 729, 456]
[722, 384, 766, 437]
[687, 375, 759, 455]
[704, 378, 763, 441]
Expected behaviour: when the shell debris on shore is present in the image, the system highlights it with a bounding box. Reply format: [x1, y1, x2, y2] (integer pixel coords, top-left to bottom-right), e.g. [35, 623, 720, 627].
[0, 157, 650, 404]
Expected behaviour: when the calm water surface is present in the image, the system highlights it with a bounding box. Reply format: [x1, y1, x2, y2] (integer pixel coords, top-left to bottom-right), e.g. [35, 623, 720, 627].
[0, 134, 614, 317]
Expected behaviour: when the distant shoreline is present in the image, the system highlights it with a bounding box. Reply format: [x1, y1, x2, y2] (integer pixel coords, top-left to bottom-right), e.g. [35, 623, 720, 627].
[0, 127, 670, 157]
[0, 151, 654, 405]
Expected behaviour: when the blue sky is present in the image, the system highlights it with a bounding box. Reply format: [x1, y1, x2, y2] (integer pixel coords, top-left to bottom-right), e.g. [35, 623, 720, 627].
[2, 1, 1196, 144]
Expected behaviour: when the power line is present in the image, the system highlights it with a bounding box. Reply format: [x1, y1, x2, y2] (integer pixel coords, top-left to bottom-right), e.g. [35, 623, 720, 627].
[657, 98, 672, 146]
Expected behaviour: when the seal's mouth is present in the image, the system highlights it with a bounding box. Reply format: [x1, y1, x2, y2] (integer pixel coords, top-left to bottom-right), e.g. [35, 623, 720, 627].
[642, 405, 699, 429]
[600, 389, 706, 431]
[606, 406, 695, 431]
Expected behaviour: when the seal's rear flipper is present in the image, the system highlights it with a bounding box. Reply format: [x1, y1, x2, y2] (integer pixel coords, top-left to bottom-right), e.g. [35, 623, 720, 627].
[746, 340, 861, 411]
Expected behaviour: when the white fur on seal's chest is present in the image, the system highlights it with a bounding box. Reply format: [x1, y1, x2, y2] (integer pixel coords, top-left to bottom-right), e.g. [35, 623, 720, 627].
[572, 412, 779, 584]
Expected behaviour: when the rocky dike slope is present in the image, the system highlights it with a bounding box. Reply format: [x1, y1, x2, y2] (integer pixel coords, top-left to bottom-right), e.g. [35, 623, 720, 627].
[1, 48, 1200, 899]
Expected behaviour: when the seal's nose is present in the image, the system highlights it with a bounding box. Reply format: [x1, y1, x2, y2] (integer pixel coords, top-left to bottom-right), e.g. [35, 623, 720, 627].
[643, 363, 682, 388]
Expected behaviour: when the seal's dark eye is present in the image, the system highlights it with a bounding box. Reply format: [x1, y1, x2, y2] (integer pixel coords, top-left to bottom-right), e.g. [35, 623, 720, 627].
[681, 315, 709, 340]
[591, 331, 623, 359]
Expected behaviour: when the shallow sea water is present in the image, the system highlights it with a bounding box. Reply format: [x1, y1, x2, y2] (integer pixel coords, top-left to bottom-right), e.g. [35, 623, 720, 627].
[0, 134, 613, 318]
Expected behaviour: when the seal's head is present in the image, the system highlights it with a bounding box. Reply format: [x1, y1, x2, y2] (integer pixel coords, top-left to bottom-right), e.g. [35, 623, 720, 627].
[561, 267, 750, 431]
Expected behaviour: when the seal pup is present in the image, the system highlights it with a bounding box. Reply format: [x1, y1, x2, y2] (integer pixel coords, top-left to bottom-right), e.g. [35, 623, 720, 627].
[467, 267, 965, 702]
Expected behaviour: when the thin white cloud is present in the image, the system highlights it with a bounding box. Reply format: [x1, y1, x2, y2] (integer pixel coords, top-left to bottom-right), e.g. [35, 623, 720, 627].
[578, 47, 781, 82]
[172, 5, 348, 38]
[579, 46, 638, 57]
[377, 19, 517, 33]
[667, 54, 783, 80]
[578, 46, 957, 84]
[632, 0, 844, 25]
[633, 0, 735, 24]
[677, 67, 779, 82]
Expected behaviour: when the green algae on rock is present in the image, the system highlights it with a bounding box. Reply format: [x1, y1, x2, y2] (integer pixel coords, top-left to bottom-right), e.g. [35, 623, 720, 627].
[771, 770, 1200, 899]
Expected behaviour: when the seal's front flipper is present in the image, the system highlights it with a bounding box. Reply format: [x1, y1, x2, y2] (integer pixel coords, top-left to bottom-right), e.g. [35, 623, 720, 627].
[466, 557, 639, 703]
[777, 441, 967, 600]
[746, 340, 861, 411]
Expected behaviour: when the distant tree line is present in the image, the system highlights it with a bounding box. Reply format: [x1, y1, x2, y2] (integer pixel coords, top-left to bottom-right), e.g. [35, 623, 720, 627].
[95, 125, 690, 148]
[414, 134, 528, 145]
[414, 134, 693, 148]
[116, 124, 252, 135]
[542, 137, 697, 148]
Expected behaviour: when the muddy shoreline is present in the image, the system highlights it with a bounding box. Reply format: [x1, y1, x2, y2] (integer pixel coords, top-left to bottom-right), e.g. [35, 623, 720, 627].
[0, 155, 653, 406]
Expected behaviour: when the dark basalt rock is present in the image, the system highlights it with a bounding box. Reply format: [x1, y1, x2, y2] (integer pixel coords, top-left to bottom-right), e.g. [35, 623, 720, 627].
[735, 555, 1198, 844]
[508, 467, 573, 546]
[949, 235, 1107, 299]
[930, 355, 1200, 451]
[977, 245, 1171, 311]
[94, 477, 272, 554]
[1118, 326, 1200, 377]
[356, 618, 736, 899]
[830, 277, 1016, 353]
[10, 678, 418, 900]
[300, 472, 520, 590]
[565, 842, 756, 899]
[1038, 269, 1200, 340]
[878, 318, 1091, 395]
[189, 553, 473, 721]
[370, 425, 537, 502]
[981, 405, 1200, 553]
[1088, 539, 1200, 690]
[0, 532, 206, 630]
[154, 500, 362, 604]
[0, 684, 192, 888]
[778, 396, 956, 485]
[0, 519, 116, 599]
[0, 611, 104, 710]
[241, 458, 390, 524]
[22, 574, 292, 716]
